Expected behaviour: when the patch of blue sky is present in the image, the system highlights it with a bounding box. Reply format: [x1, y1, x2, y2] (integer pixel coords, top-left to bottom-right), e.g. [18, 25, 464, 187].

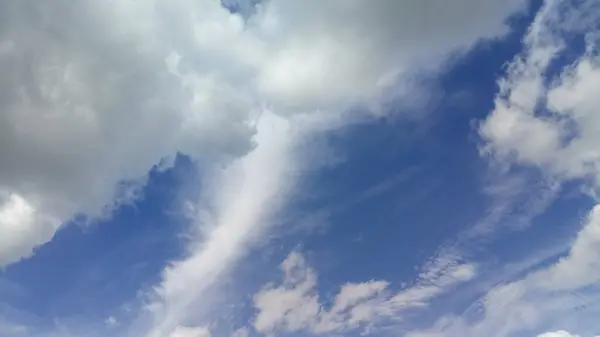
[0, 155, 198, 333]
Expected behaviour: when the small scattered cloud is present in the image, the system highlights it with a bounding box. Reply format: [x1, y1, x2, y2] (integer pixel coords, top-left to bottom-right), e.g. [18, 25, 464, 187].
[538, 331, 600, 337]
[105, 316, 118, 328]
[231, 327, 249, 337]
[252, 250, 476, 336]
[168, 326, 211, 337]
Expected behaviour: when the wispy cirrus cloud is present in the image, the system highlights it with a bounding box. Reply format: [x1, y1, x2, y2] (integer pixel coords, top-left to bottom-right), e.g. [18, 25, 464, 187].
[143, 112, 300, 337]
[408, 204, 600, 337]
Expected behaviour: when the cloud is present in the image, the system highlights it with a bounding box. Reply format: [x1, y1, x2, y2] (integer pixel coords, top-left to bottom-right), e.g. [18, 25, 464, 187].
[252, 250, 476, 336]
[113, 1, 527, 335]
[0, 192, 59, 266]
[168, 326, 211, 337]
[538, 332, 600, 337]
[401, 1, 600, 335]
[479, 0, 600, 189]
[535, 205, 600, 291]
[0, 0, 527, 268]
[144, 112, 299, 337]
[231, 328, 249, 337]
[0, 1, 533, 336]
[408, 203, 600, 337]
[105, 316, 118, 328]
[0, 319, 28, 336]
[249, 0, 526, 112]
[0, 0, 258, 267]
[538, 332, 578, 337]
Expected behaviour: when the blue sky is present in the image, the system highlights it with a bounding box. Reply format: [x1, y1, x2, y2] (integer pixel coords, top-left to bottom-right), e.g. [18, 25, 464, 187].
[1, 1, 600, 337]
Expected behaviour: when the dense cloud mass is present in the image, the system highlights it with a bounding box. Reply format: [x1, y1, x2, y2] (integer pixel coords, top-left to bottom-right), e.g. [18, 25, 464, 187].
[0, 0, 525, 267]
[0, 0, 258, 266]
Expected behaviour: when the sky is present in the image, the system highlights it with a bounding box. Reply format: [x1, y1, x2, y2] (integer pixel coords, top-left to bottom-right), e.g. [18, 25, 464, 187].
[1, 0, 600, 337]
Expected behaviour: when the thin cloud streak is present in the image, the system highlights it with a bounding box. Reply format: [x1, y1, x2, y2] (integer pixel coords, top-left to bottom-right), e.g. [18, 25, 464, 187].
[144, 112, 300, 337]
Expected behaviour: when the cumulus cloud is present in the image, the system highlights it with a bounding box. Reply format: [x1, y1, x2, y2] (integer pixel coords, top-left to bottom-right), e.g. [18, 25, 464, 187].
[0, 0, 258, 267]
[0, 0, 527, 268]
[0, 192, 59, 266]
[252, 250, 476, 336]
[480, 0, 600, 188]
[250, 0, 526, 111]
[400, 1, 600, 336]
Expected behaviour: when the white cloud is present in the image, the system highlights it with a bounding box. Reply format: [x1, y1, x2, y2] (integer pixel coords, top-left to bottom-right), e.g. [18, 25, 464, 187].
[538, 332, 600, 337]
[145, 112, 299, 337]
[0, 319, 28, 336]
[404, 2, 600, 334]
[251, 0, 526, 112]
[0, 192, 59, 266]
[0, 0, 527, 268]
[112, 1, 526, 335]
[252, 250, 476, 336]
[0, 0, 258, 267]
[480, 0, 600, 189]
[231, 328, 249, 337]
[538, 332, 578, 337]
[448, 1, 600, 332]
[105, 316, 118, 328]
[168, 326, 211, 337]
[0, 2, 533, 336]
[407, 203, 600, 337]
[536, 205, 600, 291]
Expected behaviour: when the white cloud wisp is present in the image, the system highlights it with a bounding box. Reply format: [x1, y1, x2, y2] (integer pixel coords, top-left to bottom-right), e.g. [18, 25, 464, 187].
[144, 112, 298, 337]
[407, 204, 600, 337]
[251, 251, 476, 336]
